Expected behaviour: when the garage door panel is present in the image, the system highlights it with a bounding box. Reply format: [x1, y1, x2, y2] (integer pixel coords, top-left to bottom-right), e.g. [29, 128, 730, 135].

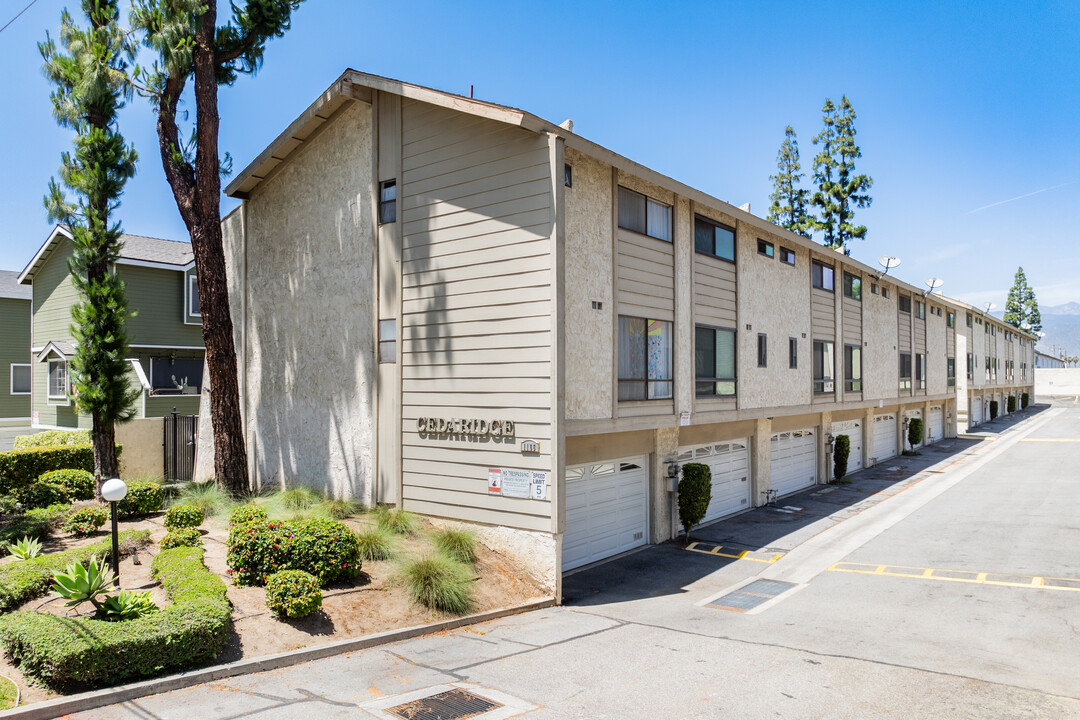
[929, 406, 944, 443]
[873, 414, 897, 462]
[677, 440, 752, 522]
[770, 429, 817, 497]
[832, 420, 863, 472]
[563, 458, 648, 572]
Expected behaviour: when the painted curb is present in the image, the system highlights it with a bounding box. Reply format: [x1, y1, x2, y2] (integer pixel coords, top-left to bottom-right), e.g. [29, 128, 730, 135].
[0, 597, 555, 720]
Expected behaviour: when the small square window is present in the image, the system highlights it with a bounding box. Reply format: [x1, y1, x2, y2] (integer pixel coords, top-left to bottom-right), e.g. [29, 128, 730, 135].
[10, 364, 30, 395]
[871, 283, 879, 295]
[378, 319, 397, 363]
[757, 240, 775, 258]
[379, 180, 397, 224]
[564, 164, 572, 188]
[883, 287, 891, 299]
[779, 247, 795, 265]
[757, 333, 768, 367]
[789, 337, 797, 369]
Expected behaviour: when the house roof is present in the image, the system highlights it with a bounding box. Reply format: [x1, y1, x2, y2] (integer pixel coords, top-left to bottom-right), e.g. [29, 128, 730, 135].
[0, 270, 31, 300]
[37, 340, 76, 361]
[19, 226, 193, 284]
[226, 69, 1037, 343]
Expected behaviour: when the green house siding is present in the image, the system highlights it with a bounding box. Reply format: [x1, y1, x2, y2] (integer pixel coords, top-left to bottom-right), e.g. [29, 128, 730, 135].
[124, 265, 204, 347]
[32, 240, 79, 348]
[0, 297, 31, 420]
[32, 353, 84, 429]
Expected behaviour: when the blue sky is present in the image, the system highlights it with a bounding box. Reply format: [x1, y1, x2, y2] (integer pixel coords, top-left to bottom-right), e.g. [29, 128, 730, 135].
[1, 0, 1078, 308]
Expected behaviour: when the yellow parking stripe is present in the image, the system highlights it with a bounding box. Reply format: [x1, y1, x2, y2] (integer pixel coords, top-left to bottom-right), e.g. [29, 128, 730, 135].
[685, 541, 783, 564]
[828, 562, 1080, 592]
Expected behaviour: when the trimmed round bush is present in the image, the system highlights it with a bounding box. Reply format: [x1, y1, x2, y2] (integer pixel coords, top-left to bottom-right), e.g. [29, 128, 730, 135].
[265, 570, 323, 618]
[229, 504, 268, 527]
[1007, 395, 1017, 413]
[989, 400, 999, 420]
[678, 463, 712, 540]
[1022, 392, 1030, 409]
[117, 481, 164, 517]
[164, 504, 204, 531]
[907, 418, 924, 449]
[160, 527, 203, 550]
[15, 482, 70, 510]
[39, 470, 95, 501]
[833, 434, 851, 481]
[63, 506, 108, 536]
[227, 518, 360, 587]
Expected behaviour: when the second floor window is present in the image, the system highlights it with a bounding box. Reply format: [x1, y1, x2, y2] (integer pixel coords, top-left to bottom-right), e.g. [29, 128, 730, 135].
[618, 316, 672, 400]
[812, 261, 834, 291]
[619, 186, 672, 242]
[899, 294, 912, 313]
[843, 273, 861, 300]
[813, 340, 834, 394]
[696, 326, 736, 397]
[694, 215, 735, 262]
[916, 353, 926, 389]
[948, 357, 956, 387]
[899, 352, 912, 390]
[967, 352, 974, 380]
[844, 345, 862, 392]
[378, 179, 397, 224]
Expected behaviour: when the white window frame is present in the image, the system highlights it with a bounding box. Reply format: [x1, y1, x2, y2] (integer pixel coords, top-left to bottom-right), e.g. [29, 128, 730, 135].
[9, 364, 30, 395]
[188, 274, 201, 318]
[47, 359, 69, 403]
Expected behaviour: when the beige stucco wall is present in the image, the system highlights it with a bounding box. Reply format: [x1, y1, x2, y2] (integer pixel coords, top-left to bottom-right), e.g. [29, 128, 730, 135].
[862, 280, 899, 401]
[927, 307, 947, 396]
[564, 148, 613, 420]
[116, 417, 164, 480]
[674, 197, 693, 415]
[242, 101, 376, 500]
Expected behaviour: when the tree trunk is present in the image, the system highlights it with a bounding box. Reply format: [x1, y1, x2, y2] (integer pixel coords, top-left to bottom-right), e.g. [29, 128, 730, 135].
[92, 414, 118, 496]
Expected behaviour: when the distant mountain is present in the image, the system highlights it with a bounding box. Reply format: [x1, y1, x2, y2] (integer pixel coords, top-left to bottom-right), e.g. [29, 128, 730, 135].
[1043, 302, 1080, 316]
[991, 303, 1080, 358]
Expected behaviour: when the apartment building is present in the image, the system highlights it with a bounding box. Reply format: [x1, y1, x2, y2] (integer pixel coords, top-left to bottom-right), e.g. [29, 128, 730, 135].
[212, 70, 1035, 591]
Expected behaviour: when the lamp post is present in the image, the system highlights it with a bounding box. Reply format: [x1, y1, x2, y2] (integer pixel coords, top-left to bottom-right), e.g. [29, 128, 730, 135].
[101, 478, 128, 588]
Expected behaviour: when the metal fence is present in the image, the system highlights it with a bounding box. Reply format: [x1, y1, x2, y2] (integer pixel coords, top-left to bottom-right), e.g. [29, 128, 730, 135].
[164, 409, 198, 482]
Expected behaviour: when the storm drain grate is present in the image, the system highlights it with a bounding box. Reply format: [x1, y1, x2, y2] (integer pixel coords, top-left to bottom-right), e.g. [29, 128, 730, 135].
[707, 578, 796, 612]
[387, 688, 502, 720]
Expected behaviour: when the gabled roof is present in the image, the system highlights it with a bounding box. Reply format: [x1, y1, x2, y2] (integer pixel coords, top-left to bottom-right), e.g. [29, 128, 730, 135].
[0, 270, 31, 300]
[37, 340, 76, 361]
[19, 226, 193, 284]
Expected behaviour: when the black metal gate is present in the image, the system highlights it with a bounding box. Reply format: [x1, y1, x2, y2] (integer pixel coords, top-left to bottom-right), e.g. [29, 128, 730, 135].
[164, 409, 198, 482]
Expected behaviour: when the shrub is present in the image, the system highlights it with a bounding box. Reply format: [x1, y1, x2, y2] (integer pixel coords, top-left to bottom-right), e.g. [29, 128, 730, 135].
[0, 496, 16, 516]
[117, 481, 164, 518]
[227, 518, 360, 587]
[324, 498, 363, 520]
[63, 506, 108, 536]
[403, 555, 472, 614]
[356, 527, 394, 561]
[13, 430, 90, 449]
[265, 570, 323, 618]
[375, 506, 417, 535]
[39, 469, 96, 501]
[1007, 395, 1017, 413]
[432, 527, 477, 564]
[164, 504, 204, 531]
[0, 505, 67, 547]
[229, 504, 268, 527]
[0, 444, 120, 494]
[833, 434, 851, 481]
[160, 528, 203, 550]
[279, 487, 318, 511]
[0, 529, 151, 613]
[678, 463, 712, 540]
[15, 482, 70, 510]
[1022, 392, 1030, 409]
[0, 546, 230, 689]
[174, 482, 235, 518]
[907, 418, 924, 450]
[989, 400, 999, 420]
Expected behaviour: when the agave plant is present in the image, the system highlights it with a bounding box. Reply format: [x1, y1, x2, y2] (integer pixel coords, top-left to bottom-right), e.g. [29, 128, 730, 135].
[98, 589, 158, 621]
[7, 535, 42, 560]
[52, 555, 114, 610]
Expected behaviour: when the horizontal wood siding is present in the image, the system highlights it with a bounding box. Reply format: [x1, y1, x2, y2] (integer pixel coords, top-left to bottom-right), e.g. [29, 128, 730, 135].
[693, 255, 736, 327]
[842, 297, 862, 346]
[811, 288, 834, 338]
[899, 311, 912, 352]
[0, 298, 30, 419]
[914, 318, 926, 354]
[618, 230, 674, 320]
[399, 99, 554, 532]
[124, 266, 205, 347]
[946, 327, 955, 356]
[32, 239, 79, 348]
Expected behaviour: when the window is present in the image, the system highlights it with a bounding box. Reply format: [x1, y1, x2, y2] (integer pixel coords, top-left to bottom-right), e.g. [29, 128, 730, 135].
[948, 357, 956, 387]
[985, 321, 990, 334]
[813, 340, 834, 394]
[843, 273, 862, 300]
[915, 353, 926, 389]
[188, 275, 201, 317]
[985, 356, 991, 381]
[619, 316, 673, 400]
[992, 357, 998, 381]
[695, 326, 736, 397]
[10, 364, 30, 395]
[899, 353, 912, 390]
[947, 311, 955, 328]
[967, 312, 973, 328]
[757, 239, 775, 258]
[967, 352, 974, 380]
[564, 164, 572, 188]
[779, 247, 795, 265]
[694, 215, 734, 261]
[871, 282, 879, 295]
[899, 294, 911, 313]
[378, 319, 396, 363]
[991, 325, 996, 336]
[619, 187, 672, 242]
[811, 261, 834, 291]
[844, 345, 862, 392]
[48, 359, 68, 400]
[378, 180, 397, 224]
[883, 287, 891, 299]
[150, 356, 203, 395]
[789, 337, 798, 369]
[757, 334, 768, 367]
[916, 301, 925, 320]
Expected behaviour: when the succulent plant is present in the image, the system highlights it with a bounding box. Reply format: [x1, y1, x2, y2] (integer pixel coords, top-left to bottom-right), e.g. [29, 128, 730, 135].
[7, 535, 42, 560]
[52, 555, 114, 610]
[98, 589, 158, 621]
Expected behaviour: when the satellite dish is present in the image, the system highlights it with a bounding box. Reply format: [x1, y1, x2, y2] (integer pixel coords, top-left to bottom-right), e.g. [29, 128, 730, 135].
[878, 255, 901, 271]
[925, 277, 943, 293]
[984, 302, 997, 313]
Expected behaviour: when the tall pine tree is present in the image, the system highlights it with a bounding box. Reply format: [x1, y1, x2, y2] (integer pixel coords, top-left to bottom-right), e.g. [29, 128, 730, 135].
[767, 126, 811, 237]
[41, 0, 140, 484]
[1004, 266, 1042, 333]
[810, 97, 873, 250]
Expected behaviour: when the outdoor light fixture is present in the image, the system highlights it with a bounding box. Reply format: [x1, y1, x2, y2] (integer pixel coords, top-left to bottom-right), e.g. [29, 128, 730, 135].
[101, 477, 128, 587]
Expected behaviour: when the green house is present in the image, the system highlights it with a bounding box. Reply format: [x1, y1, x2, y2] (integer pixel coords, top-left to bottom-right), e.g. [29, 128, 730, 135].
[18, 226, 205, 430]
[0, 271, 32, 427]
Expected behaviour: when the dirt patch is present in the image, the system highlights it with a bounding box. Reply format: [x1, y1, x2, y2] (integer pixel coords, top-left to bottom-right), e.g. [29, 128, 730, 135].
[0, 508, 547, 704]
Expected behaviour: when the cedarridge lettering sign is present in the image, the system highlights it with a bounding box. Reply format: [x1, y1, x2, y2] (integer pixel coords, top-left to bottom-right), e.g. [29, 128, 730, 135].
[417, 417, 516, 438]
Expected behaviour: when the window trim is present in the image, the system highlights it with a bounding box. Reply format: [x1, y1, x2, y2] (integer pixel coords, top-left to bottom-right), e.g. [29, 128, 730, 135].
[811, 260, 835, 292]
[693, 214, 736, 263]
[619, 186, 673, 242]
[9, 363, 30, 396]
[915, 353, 926, 389]
[187, 274, 201, 318]
[757, 333, 767, 367]
[618, 315, 674, 401]
[844, 344, 862, 392]
[899, 352, 912, 391]
[779, 247, 796, 266]
[812, 339, 835, 394]
[378, 319, 397, 364]
[695, 324, 737, 398]
[378, 179, 397, 225]
[563, 164, 572, 188]
[789, 337, 798, 369]
[47, 359, 68, 403]
[757, 239, 775, 259]
[947, 357, 956, 387]
[947, 311, 955, 328]
[899, 294, 912, 314]
[842, 272, 862, 301]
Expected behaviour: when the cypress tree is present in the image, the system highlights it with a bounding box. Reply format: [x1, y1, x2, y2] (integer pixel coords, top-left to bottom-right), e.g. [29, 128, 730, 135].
[1005, 267, 1042, 334]
[811, 97, 873, 250]
[767, 126, 811, 237]
[41, 0, 140, 485]
[810, 99, 840, 246]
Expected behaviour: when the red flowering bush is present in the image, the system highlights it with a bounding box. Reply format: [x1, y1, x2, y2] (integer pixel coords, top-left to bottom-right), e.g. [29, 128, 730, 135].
[226, 517, 360, 587]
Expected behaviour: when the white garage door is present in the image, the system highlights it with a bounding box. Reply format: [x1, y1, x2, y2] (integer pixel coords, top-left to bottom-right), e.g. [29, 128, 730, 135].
[873, 414, 897, 462]
[563, 458, 648, 572]
[676, 440, 751, 523]
[831, 420, 863, 473]
[971, 397, 983, 426]
[928, 406, 944, 443]
[904, 410, 923, 449]
[770, 429, 817, 498]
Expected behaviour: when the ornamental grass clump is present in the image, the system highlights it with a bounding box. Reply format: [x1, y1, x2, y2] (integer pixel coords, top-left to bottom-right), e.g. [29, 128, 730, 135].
[229, 503, 268, 527]
[403, 555, 473, 615]
[226, 518, 360, 587]
[164, 503, 204, 531]
[323, 498, 363, 520]
[160, 527, 203, 550]
[356, 526, 394, 561]
[265, 570, 322, 618]
[38, 469, 95, 501]
[432, 527, 478, 564]
[174, 481, 235, 518]
[375, 506, 417, 535]
[63, 506, 108, 536]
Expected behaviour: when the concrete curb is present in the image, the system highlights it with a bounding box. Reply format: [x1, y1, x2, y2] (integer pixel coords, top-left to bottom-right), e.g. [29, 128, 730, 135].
[0, 597, 556, 720]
